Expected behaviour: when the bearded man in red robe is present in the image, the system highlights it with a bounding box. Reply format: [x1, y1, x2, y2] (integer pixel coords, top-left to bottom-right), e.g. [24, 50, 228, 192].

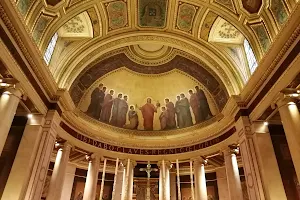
[138, 98, 158, 131]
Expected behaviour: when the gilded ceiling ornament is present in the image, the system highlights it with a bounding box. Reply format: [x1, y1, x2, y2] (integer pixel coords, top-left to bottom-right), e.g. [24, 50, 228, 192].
[106, 0, 128, 30]
[200, 11, 218, 41]
[63, 16, 85, 33]
[17, 0, 34, 16]
[176, 2, 198, 33]
[213, 0, 236, 13]
[218, 21, 240, 39]
[270, 0, 289, 26]
[250, 22, 271, 52]
[241, 0, 262, 13]
[32, 13, 55, 44]
[138, 0, 168, 28]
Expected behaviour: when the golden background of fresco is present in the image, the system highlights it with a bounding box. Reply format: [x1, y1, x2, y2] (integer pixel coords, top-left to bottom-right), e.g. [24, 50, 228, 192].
[79, 68, 218, 130]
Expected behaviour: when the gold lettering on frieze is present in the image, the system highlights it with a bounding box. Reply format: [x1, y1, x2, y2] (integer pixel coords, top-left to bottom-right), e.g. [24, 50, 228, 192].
[67, 126, 235, 155]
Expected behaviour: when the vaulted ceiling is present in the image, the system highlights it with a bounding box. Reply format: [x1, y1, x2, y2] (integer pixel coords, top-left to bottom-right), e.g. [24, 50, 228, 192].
[14, 0, 295, 97]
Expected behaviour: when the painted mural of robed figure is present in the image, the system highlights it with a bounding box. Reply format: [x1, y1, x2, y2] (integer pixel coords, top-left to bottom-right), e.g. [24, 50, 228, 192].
[100, 89, 114, 123]
[124, 106, 139, 129]
[176, 93, 193, 128]
[195, 86, 212, 122]
[110, 93, 123, 126]
[86, 83, 105, 119]
[119, 95, 129, 127]
[165, 98, 176, 129]
[138, 98, 158, 131]
[189, 89, 200, 123]
[159, 106, 168, 130]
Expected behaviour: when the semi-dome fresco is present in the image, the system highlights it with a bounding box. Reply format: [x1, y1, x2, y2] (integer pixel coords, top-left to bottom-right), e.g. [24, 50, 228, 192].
[78, 68, 217, 131]
[71, 52, 229, 131]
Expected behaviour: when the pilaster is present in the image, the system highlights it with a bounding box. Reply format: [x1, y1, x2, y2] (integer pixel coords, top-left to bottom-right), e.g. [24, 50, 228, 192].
[236, 116, 265, 200]
[25, 110, 61, 200]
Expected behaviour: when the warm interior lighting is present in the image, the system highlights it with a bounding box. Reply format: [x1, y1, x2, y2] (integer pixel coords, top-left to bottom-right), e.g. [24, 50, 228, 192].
[55, 142, 60, 147]
[0, 79, 2, 83]
[291, 93, 300, 97]
[288, 101, 296, 105]
[3, 91, 11, 95]
[0, 83, 8, 87]
[263, 121, 269, 126]
[27, 114, 33, 119]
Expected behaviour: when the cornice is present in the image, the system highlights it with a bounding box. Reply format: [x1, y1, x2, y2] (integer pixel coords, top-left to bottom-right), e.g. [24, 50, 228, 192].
[0, 1, 59, 99]
[240, 5, 300, 106]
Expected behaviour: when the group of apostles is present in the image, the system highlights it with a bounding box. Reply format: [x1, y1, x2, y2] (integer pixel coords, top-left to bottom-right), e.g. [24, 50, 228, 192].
[86, 84, 212, 131]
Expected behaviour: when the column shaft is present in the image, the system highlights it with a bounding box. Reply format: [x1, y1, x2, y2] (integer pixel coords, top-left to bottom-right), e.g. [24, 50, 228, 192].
[176, 159, 182, 200]
[252, 122, 287, 200]
[113, 164, 124, 200]
[128, 161, 135, 200]
[277, 99, 300, 181]
[0, 88, 22, 154]
[216, 167, 229, 200]
[194, 159, 207, 200]
[190, 160, 195, 200]
[170, 172, 177, 200]
[99, 158, 107, 200]
[112, 158, 120, 200]
[199, 164, 207, 200]
[158, 160, 172, 200]
[47, 142, 72, 200]
[224, 150, 243, 200]
[60, 164, 76, 200]
[165, 162, 171, 200]
[83, 155, 100, 200]
[159, 168, 163, 200]
[2, 115, 44, 200]
[121, 159, 136, 200]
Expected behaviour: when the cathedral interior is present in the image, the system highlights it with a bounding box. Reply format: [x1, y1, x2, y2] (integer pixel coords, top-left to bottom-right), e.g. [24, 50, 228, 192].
[0, 0, 300, 199]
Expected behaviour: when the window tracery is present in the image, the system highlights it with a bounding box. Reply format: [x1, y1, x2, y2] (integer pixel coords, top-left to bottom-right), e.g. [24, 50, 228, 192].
[44, 32, 58, 65]
[243, 39, 258, 74]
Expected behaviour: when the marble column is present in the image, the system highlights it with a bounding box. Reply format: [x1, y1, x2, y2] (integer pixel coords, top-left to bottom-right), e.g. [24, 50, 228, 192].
[47, 142, 72, 200]
[99, 158, 107, 200]
[112, 158, 119, 200]
[193, 158, 207, 200]
[60, 164, 76, 200]
[189, 160, 195, 200]
[277, 97, 300, 181]
[0, 87, 22, 155]
[216, 167, 229, 200]
[252, 122, 287, 200]
[158, 160, 172, 200]
[223, 147, 243, 200]
[176, 159, 182, 200]
[25, 110, 61, 200]
[236, 116, 265, 200]
[159, 167, 163, 200]
[170, 171, 177, 200]
[83, 154, 100, 200]
[113, 161, 124, 200]
[165, 161, 171, 200]
[121, 159, 136, 200]
[2, 114, 44, 200]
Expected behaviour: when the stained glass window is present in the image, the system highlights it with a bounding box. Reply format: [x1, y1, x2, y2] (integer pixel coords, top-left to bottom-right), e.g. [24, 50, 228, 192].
[244, 39, 258, 74]
[43, 32, 58, 65]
